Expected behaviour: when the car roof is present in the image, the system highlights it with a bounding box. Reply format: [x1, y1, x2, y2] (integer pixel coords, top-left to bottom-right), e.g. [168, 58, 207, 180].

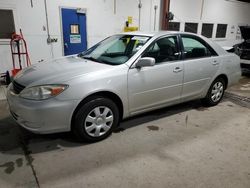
[119, 31, 228, 57]
[119, 31, 199, 38]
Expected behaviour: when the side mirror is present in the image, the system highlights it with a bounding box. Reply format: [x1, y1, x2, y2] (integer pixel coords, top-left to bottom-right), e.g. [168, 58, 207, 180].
[135, 57, 155, 68]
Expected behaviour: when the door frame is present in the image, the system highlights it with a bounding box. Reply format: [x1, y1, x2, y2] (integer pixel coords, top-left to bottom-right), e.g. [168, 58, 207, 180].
[59, 6, 88, 56]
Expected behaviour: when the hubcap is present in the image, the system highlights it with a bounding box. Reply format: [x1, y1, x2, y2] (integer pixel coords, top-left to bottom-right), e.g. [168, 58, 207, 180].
[211, 82, 224, 102]
[84, 106, 114, 137]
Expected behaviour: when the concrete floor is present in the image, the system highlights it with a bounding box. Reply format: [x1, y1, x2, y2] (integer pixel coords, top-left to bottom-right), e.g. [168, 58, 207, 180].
[227, 75, 250, 98]
[0, 77, 250, 188]
[0, 85, 7, 100]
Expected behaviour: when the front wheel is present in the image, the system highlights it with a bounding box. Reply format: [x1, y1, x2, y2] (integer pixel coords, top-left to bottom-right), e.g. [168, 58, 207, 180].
[73, 97, 120, 142]
[201, 78, 226, 106]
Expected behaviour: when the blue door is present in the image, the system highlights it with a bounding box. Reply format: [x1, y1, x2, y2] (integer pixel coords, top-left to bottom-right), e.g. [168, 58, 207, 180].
[61, 8, 87, 56]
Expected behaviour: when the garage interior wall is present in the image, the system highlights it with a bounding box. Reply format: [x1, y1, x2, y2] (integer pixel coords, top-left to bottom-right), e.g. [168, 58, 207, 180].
[0, 0, 161, 73]
[1, 0, 250, 74]
[169, 0, 250, 46]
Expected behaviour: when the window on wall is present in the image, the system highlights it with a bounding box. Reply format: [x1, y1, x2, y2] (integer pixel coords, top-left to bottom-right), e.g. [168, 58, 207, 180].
[168, 22, 180, 31]
[70, 24, 80, 34]
[201, 23, 214, 38]
[216, 24, 227, 38]
[0, 9, 15, 39]
[184, 23, 198, 33]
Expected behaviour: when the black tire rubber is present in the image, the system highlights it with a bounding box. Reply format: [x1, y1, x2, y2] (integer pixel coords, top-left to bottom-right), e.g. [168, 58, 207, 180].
[201, 78, 226, 107]
[72, 96, 119, 142]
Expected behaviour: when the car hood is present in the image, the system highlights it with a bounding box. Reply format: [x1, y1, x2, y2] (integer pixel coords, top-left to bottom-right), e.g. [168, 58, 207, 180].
[14, 55, 113, 86]
[239, 26, 250, 41]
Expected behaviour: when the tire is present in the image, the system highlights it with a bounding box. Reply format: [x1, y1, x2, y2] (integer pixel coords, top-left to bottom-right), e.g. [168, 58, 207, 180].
[201, 78, 226, 106]
[5, 71, 11, 85]
[72, 96, 119, 142]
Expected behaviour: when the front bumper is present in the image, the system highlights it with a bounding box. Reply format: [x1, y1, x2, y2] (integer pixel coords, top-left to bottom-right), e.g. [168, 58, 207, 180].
[7, 84, 79, 134]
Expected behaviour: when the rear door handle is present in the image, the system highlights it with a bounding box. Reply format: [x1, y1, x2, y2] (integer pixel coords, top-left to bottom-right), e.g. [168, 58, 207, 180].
[173, 67, 183, 73]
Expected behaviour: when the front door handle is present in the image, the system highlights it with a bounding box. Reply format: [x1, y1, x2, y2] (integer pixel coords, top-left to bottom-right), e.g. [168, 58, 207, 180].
[173, 67, 183, 73]
[212, 60, 219, 65]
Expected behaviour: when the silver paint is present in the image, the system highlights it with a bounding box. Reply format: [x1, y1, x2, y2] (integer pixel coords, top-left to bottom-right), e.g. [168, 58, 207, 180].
[7, 31, 241, 134]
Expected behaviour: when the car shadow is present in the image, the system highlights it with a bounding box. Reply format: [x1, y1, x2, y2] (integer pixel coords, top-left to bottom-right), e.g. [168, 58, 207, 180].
[0, 99, 211, 155]
[114, 100, 207, 132]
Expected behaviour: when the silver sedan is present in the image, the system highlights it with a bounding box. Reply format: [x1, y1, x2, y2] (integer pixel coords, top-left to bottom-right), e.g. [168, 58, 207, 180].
[7, 31, 241, 142]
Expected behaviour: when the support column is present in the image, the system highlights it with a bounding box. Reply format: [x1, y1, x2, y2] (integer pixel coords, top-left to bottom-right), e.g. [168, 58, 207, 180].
[161, 0, 170, 30]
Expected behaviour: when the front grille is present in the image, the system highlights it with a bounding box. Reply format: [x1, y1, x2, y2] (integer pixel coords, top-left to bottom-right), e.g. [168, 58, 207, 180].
[12, 80, 25, 94]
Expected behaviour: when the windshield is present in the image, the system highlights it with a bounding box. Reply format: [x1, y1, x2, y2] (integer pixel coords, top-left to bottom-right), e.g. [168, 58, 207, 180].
[78, 35, 151, 65]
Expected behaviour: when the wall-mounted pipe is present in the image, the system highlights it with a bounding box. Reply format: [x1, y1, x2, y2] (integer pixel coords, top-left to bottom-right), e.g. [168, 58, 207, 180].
[154, 5, 158, 31]
[138, 0, 142, 30]
[44, 0, 54, 58]
[114, 0, 116, 14]
[30, 0, 33, 8]
[200, 0, 205, 20]
[44, 0, 50, 43]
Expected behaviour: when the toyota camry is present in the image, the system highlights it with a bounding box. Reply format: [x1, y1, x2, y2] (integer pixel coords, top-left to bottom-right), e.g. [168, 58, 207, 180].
[7, 31, 241, 142]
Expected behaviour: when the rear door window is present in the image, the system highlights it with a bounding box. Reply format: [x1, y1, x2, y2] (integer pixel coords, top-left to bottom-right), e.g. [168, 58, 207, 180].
[181, 36, 217, 59]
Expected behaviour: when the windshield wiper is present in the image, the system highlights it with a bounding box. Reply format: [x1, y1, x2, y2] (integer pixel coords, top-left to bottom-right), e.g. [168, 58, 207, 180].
[80, 56, 103, 63]
[79, 55, 118, 65]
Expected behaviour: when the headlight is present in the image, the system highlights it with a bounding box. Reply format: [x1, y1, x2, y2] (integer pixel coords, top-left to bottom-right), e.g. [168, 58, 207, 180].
[19, 84, 68, 100]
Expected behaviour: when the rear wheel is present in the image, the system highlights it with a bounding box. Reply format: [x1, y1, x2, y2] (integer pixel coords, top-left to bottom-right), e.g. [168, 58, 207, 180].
[73, 97, 119, 142]
[201, 78, 225, 106]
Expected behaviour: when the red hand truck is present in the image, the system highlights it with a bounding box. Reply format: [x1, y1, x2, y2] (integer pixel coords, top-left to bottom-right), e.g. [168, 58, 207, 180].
[10, 29, 31, 76]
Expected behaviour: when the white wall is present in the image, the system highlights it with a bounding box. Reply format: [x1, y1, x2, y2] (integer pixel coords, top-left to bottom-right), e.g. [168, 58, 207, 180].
[0, 0, 161, 74]
[169, 0, 250, 46]
[2, 0, 249, 74]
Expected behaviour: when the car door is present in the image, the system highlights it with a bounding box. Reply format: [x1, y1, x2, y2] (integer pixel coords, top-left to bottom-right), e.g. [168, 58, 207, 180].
[180, 35, 220, 101]
[128, 35, 183, 114]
